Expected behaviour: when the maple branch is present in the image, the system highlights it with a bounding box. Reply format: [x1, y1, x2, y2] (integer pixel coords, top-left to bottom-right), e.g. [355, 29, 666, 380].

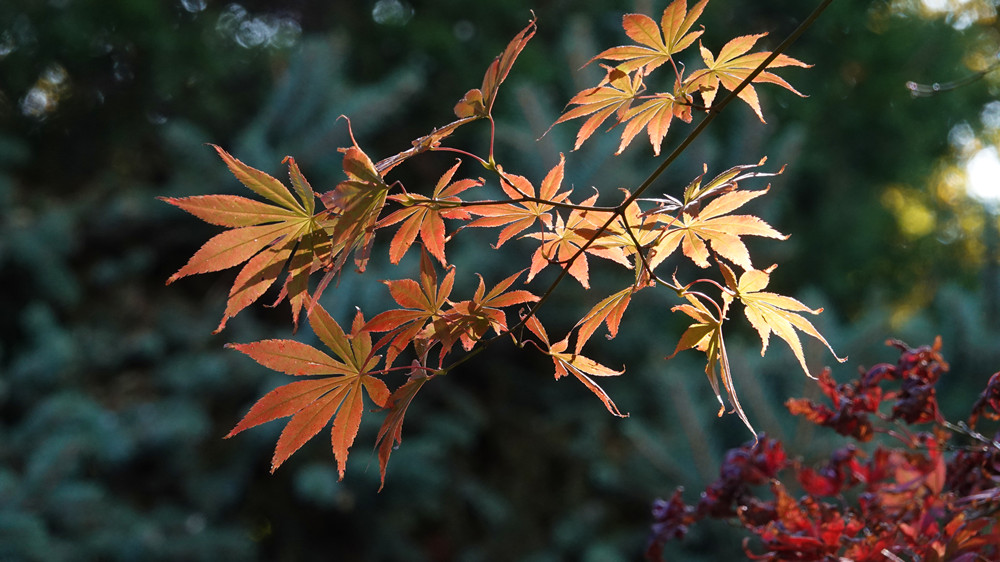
[620, 220, 659, 285]
[512, 0, 834, 336]
[432, 328, 524, 377]
[488, 116, 498, 168]
[380, 363, 438, 376]
[626, 0, 834, 204]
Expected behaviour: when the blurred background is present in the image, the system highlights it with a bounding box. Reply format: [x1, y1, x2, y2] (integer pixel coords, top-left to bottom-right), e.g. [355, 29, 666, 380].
[1, 0, 999, 560]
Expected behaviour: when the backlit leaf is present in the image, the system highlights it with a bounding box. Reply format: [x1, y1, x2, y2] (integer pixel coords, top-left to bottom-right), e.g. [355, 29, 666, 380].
[590, 0, 709, 74]
[165, 222, 294, 284]
[669, 290, 755, 435]
[525, 316, 626, 417]
[616, 91, 692, 155]
[720, 262, 845, 377]
[685, 34, 810, 121]
[574, 286, 639, 353]
[161, 146, 329, 331]
[375, 367, 430, 490]
[160, 195, 300, 227]
[365, 250, 456, 367]
[444, 269, 538, 353]
[379, 160, 481, 265]
[212, 144, 303, 211]
[467, 156, 571, 248]
[524, 194, 631, 289]
[649, 186, 786, 271]
[225, 307, 389, 477]
[320, 141, 391, 278]
[476, 15, 537, 117]
[550, 67, 643, 151]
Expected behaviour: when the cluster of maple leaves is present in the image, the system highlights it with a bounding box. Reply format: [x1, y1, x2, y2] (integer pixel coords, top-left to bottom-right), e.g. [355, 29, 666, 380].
[647, 338, 1000, 561]
[162, 0, 840, 485]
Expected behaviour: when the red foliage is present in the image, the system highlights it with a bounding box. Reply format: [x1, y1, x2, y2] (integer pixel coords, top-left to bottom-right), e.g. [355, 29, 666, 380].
[648, 338, 1000, 561]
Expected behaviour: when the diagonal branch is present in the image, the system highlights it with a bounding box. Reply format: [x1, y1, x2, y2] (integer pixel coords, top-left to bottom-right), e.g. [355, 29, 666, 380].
[505, 0, 836, 337]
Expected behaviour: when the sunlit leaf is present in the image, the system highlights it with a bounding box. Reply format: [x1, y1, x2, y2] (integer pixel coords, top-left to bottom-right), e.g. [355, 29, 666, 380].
[669, 290, 755, 435]
[549, 67, 643, 151]
[524, 194, 631, 289]
[649, 186, 786, 271]
[719, 262, 845, 377]
[379, 161, 482, 265]
[467, 156, 571, 247]
[525, 316, 626, 417]
[226, 307, 389, 477]
[161, 146, 328, 332]
[590, 0, 709, 74]
[375, 366, 430, 490]
[685, 33, 810, 121]
[365, 250, 456, 367]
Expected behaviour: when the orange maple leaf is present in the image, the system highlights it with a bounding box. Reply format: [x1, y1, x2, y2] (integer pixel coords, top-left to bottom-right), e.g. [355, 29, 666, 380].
[379, 161, 482, 266]
[374, 366, 430, 490]
[590, 0, 709, 75]
[573, 285, 640, 354]
[524, 194, 631, 289]
[466, 156, 571, 248]
[364, 250, 456, 367]
[443, 269, 539, 353]
[161, 146, 330, 332]
[550, 67, 643, 151]
[616, 88, 694, 155]
[685, 33, 811, 121]
[454, 15, 536, 119]
[524, 315, 626, 417]
[225, 306, 390, 478]
[320, 140, 391, 278]
[574, 191, 661, 270]
[377, 18, 536, 175]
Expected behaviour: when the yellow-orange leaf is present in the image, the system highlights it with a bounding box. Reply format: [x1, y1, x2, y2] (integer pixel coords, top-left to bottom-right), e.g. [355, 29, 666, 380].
[161, 148, 327, 332]
[650, 187, 786, 271]
[321, 143, 391, 278]
[574, 286, 638, 354]
[525, 316, 626, 417]
[365, 250, 456, 367]
[524, 194, 631, 289]
[616, 92, 692, 155]
[669, 291, 755, 435]
[467, 157, 571, 248]
[375, 367, 429, 490]
[379, 161, 481, 266]
[461, 15, 536, 118]
[590, 0, 709, 74]
[719, 262, 845, 377]
[685, 33, 810, 121]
